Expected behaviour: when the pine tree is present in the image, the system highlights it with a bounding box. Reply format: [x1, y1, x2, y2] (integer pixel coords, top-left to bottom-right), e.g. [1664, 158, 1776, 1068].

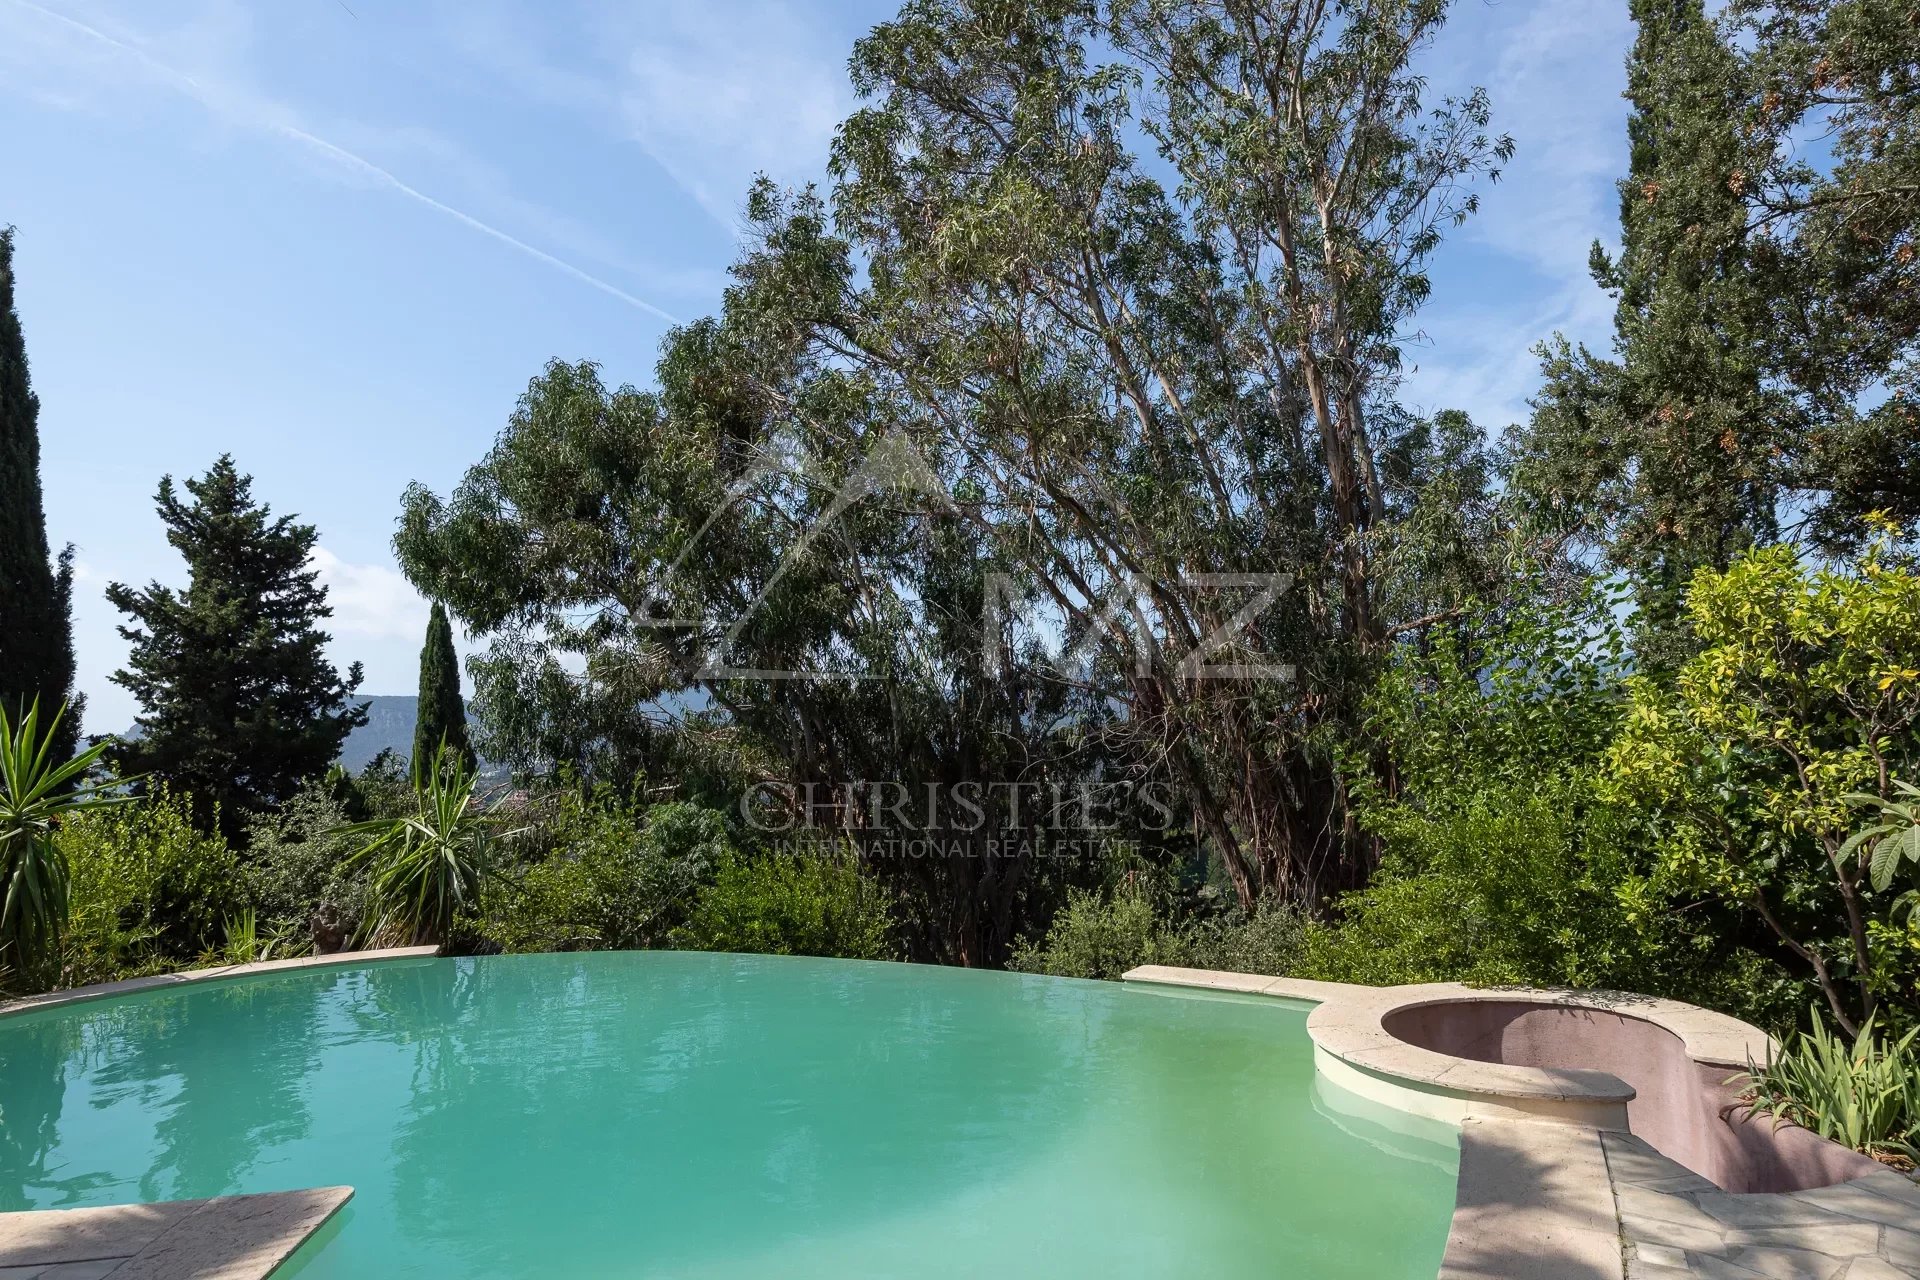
[412, 601, 473, 776]
[0, 227, 81, 757]
[107, 456, 367, 838]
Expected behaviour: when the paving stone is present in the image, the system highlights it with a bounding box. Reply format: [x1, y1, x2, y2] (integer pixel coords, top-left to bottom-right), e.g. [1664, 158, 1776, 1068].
[109, 1188, 352, 1280]
[1841, 1259, 1915, 1280]
[1439, 1119, 1626, 1279]
[1716, 1246, 1854, 1279]
[1847, 1169, 1920, 1204]
[1607, 1133, 1701, 1185]
[38, 1263, 126, 1279]
[0, 1200, 204, 1267]
[1791, 1181, 1920, 1229]
[1690, 1255, 1780, 1279]
[1636, 1243, 1694, 1269]
[1697, 1193, 1853, 1229]
[1726, 1226, 1882, 1256]
[1880, 1227, 1920, 1272]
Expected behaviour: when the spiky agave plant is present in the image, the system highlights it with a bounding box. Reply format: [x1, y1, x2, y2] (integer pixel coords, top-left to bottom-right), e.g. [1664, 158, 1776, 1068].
[0, 701, 135, 983]
[342, 740, 514, 946]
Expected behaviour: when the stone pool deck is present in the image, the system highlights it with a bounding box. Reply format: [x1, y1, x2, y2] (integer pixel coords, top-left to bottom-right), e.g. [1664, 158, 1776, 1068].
[0, 948, 436, 1279]
[0, 1189, 352, 1280]
[1123, 965, 1920, 1280]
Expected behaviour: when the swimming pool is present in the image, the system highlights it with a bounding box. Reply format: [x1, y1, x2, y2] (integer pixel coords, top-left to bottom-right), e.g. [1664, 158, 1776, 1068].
[0, 952, 1458, 1278]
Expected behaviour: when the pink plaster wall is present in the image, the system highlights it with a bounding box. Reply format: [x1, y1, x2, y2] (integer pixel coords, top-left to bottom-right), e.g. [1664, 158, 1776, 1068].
[1382, 1001, 1882, 1192]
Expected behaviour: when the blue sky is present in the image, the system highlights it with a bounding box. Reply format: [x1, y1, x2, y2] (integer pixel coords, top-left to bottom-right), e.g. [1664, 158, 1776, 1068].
[0, 0, 1634, 732]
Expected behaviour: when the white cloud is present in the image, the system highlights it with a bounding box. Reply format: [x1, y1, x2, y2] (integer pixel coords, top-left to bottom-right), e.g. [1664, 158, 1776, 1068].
[309, 546, 429, 644]
[1398, 0, 1635, 434]
[609, 2, 852, 231]
[440, 0, 854, 235]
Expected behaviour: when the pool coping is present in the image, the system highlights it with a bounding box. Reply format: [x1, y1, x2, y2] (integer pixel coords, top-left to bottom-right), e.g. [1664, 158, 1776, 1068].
[0, 946, 441, 1021]
[0, 1187, 354, 1278]
[1120, 965, 1920, 1279]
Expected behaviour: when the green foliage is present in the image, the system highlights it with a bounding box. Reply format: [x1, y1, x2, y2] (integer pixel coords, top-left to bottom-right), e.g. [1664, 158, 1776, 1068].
[239, 777, 372, 947]
[0, 229, 82, 762]
[1009, 886, 1305, 983]
[1309, 589, 1795, 1026]
[0, 702, 129, 986]
[1009, 886, 1183, 981]
[678, 850, 894, 961]
[215, 907, 286, 967]
[1514, 0, 1920, 662]
[413, 602, 473, 776]
[57, 785, 238, 988]
[396, 0, 1524, 954]
[344, 744, 509, 946]
[1739, 1011, 1920, 1167]
[107, 455, 366, 841]
[1181, 902, 1309, 978]
[481, 797, 729, 953]
[1607, 540, 1920, 1031]
[1843, 781, 1920, 897]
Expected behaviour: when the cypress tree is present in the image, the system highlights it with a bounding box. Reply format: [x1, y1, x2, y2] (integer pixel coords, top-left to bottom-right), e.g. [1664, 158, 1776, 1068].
[0, 227, 81, 757]
[412, 601, 473, 776]
[1516, 0, 1780, 668]
[107, 456, 367, 838]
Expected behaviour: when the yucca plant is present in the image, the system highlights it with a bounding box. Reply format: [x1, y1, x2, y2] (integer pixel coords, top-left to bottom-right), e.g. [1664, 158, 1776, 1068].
[0, 701, 136, 984]
[1739, 1010, 1919, 1168]
[342, 741, 513, 946]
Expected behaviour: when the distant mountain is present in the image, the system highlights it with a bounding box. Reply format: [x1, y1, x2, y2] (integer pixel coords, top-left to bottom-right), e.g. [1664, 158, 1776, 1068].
[341, 695, 424, 771]
[115, 694, 464, 773]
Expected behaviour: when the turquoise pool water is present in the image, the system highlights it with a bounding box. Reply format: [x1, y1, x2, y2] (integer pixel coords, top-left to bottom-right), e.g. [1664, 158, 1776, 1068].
[0, 953, 1457, 1277]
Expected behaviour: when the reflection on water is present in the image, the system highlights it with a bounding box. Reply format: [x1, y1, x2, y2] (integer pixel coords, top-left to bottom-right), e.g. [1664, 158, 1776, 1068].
[0, 954, 1458, 1279]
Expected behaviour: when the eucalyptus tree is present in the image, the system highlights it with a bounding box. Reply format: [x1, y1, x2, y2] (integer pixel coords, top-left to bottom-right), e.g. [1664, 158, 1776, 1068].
[399, 0, 1514, 931]
[778, 0, 1512, 907]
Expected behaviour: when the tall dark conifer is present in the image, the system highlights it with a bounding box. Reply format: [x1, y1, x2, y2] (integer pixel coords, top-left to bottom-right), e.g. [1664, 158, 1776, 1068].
[0, 228, 81, 757]
[1516, 1, 1781, 667]
[108, 456, 366, 838]
[412, 601, 473, 775]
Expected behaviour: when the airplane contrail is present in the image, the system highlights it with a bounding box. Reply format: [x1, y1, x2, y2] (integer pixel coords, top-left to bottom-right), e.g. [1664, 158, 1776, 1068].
[5, 0, 681, 325]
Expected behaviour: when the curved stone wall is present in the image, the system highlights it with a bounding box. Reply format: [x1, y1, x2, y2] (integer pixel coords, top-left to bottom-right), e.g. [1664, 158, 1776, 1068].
[1314, 984, 1882, 1193]
[1378, 997, 1883, 1191]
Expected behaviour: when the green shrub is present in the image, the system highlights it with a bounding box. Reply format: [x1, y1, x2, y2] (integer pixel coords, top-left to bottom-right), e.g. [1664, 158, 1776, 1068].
[58, 787, 239, 986]
[1739, 1011, 1919, 1167]
[1010, 886, 1308, 981]
[482, 798, 729, 953]
[678, 849, 894, 961]
[1301, 777, 1635, 988]
[241, 779, 370, 946]
[1182, 900, 1308, 976]
[1009, 886, 1181, 980]
[1606, 540, 1920, 1032]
